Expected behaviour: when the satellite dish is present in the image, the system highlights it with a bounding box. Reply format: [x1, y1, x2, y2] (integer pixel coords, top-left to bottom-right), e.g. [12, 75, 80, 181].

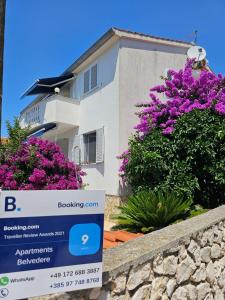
[187, 46, 206, 62]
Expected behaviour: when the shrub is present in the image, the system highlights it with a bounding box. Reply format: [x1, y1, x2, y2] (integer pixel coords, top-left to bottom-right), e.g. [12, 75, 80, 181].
[113, 190, 192, 233]
[119, 61, 225, 208]
[121, 109, 225, 208]
[0, 118, 30, 158]
[4, 118, 30, 153]
[0, 121, 85, 190]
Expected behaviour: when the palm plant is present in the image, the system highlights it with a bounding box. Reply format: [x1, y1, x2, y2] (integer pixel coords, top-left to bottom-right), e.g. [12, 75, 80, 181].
[113, 190, 192, 233]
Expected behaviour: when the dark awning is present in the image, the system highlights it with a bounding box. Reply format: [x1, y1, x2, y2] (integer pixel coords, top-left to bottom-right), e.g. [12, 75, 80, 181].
[21, 73, 74, 98]
[28, 123, 57, 138]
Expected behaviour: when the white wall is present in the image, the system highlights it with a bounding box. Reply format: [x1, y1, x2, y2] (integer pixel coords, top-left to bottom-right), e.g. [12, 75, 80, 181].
[118, 38, 189, 155]
[66, 38, 190, 196]
[69, 42, 121, 195]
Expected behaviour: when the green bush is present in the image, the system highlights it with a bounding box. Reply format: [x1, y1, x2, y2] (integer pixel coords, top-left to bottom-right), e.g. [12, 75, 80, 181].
[123, 109, 225, 208]
[0, 118, 30, 159]
[113, 190, 192, 233]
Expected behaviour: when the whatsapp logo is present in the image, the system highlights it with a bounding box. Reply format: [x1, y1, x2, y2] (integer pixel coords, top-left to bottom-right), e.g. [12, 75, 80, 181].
[0, 277, 9, 286]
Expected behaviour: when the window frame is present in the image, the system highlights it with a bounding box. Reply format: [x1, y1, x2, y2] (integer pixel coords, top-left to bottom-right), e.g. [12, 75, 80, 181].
[83, 63, 98, 95]
[83, 131, 97, 164]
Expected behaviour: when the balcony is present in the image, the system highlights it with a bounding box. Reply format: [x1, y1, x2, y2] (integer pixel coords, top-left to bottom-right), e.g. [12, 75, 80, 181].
[20, 95, 79, 133]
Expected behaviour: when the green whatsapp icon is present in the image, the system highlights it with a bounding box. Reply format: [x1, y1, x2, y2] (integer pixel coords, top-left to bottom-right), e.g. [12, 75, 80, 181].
[0, 277, 9, 286]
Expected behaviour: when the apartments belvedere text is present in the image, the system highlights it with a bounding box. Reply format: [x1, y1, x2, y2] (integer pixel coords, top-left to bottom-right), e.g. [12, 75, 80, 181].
[0, 190, 104, 300]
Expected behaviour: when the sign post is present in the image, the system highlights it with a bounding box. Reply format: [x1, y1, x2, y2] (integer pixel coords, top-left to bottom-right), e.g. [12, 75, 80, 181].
[0, 190, 104, 300]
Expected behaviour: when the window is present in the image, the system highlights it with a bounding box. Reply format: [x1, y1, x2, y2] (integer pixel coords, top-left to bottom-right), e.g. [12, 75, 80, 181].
[84, 131, 97, 164]
[73, 128, 104, 165]
[83, 64, 98, 94]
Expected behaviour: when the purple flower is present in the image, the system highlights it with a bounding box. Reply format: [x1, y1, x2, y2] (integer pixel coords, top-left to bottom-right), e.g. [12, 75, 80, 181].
[163, 126, 174, 135]
[0, 137, 85, 190]
[133, 60, 225, 137]
[29, 169, 46, 183]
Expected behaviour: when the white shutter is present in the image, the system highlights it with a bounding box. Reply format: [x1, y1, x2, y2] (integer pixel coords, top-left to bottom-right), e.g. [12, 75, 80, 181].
[91, 64, 97, 89]
[84, 70, 90, 93]
[73, 135, 80, 165]
[80, 134, 85, 164]
[96, 127, 104, 163]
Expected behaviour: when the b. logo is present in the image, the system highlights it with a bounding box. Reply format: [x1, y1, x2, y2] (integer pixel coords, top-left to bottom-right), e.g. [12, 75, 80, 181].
[4, 197, 21, 212]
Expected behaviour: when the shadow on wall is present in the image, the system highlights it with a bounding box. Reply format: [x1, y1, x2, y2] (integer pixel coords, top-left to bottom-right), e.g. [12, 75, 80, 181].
[119, 180, 131, 196]
[56, 138, 69, 157]
[82, 162, 105, 176]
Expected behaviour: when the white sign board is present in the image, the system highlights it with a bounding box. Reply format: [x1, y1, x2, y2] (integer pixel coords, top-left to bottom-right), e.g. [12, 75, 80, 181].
[0, 190, 105, 300]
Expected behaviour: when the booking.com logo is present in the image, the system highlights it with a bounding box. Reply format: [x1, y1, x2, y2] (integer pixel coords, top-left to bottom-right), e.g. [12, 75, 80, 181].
[4, 197, 21, 212]
[58, 201, 98, 209]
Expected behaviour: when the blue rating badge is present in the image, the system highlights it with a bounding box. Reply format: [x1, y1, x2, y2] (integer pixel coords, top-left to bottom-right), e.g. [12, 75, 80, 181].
[69, 223, 101, 256]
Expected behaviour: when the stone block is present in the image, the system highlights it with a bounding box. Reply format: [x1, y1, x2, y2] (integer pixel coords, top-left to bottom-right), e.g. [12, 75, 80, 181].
[211, 243, 222, 259]
[150, 277, 168, 300]
[131, 284, 151, 300]
[127, 263, 151, 291]
[153, 255, 177, 276]
[191, 263, 206, 283]
[176, 256, 196, 284]
[200, 246, 211, 263]
[197, 282, 211, 300]
[166, 279, 176, 297]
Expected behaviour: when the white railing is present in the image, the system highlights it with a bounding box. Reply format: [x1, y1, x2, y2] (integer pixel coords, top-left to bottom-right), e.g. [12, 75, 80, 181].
[20, 95, 80, 129]
[24, 103, 41, 125]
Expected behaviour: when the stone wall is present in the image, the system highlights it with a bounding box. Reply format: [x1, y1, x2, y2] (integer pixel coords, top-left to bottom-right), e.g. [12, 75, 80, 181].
[104, 195, 126, 221]
[31, 205, 225, 300]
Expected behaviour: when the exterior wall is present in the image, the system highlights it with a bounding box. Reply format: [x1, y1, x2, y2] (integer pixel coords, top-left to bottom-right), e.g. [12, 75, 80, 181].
[33, 205, 225, 300]
[118, 38, 189, 156]
[66, 38, 190, 196]
[68, 42, 121, 195]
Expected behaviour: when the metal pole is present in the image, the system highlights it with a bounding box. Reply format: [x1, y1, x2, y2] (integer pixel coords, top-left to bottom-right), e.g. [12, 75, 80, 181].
[0, 0, 6, 142]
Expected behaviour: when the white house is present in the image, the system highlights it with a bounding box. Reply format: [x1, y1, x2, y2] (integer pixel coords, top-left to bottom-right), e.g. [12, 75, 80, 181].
[20, 28, 191, 217]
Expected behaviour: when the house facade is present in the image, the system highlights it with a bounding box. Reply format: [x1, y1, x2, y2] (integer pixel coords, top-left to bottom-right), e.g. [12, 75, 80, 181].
[20, 28, 191, 211]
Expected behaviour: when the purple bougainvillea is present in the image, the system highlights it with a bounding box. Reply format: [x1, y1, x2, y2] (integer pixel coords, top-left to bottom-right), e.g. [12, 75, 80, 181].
[135, 60, 225, 136]
[0, 137, 85, 190]
[119, 60, 225, 178]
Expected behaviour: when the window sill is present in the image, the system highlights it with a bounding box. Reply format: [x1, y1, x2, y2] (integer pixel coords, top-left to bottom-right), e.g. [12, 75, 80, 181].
[81, 162, 104, 166]
[83, 85, 99, 98]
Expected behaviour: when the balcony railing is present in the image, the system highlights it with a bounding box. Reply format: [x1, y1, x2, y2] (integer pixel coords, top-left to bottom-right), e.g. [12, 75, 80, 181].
[20, 95, 79, 130]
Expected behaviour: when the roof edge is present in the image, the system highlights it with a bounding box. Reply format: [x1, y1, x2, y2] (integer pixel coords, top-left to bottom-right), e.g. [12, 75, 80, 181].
[112, 27, 192, 47]
[63, 27, 191, 75]
[62, 28, 116, 75]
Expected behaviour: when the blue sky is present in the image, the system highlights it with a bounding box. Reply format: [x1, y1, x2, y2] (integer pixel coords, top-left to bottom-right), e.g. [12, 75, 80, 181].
[2, 0, 225, 136]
